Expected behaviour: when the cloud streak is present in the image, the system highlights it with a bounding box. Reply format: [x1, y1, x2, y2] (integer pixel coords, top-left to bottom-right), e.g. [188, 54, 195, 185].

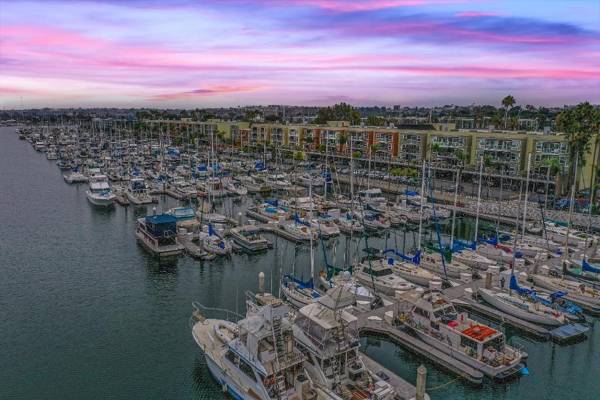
[0, 0, 598, 107]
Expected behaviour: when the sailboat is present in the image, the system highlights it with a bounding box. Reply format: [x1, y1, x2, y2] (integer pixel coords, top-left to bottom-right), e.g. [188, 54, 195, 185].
[281, 183, 321, 309]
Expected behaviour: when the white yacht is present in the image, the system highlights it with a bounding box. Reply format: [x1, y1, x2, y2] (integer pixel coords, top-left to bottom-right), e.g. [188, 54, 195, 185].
[85, 174, 116, 207]
[191, 299, 318, 400]
[401, 290, 526, 380]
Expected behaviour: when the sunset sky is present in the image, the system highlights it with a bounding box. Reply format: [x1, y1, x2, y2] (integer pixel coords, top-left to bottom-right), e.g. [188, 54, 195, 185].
[1, 0, 599, 108]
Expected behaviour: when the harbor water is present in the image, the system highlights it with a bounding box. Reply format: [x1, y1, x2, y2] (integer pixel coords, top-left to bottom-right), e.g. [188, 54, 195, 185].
[1, 127, 596, 400]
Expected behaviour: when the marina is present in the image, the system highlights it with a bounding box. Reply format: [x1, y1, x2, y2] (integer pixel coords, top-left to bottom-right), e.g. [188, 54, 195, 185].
[4, 123, 600, 400]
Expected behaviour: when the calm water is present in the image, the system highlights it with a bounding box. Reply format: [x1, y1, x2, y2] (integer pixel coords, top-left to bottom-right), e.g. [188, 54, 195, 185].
[1, 127, 596, 400]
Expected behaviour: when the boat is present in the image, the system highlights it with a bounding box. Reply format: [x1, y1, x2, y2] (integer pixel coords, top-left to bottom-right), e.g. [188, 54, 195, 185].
[336, 212, 364, 234]
[292, 288, 397, 399]
[385, 257, 441, 287]
[85, 174, 116, 207]
[200, 232, 232, 256]
[355, 260, 415, 296]
[247, 202, 289, 223]
[230, 225, 270, 252]
[309, 215, 340, 238]
[135, 214, 184, 257]
[281, 275, 321, 309]
[278, 220, 316, 242]
[418, 250, 472, 279]
[478, 278, 566, 327]
[269, 173, 292, 191]
[531, 272, 600, 310]
[355, 211, 390, 231]
[358, 188, 387, 212]
[224, 178, 248, 196]
[166, 206, 197, 222]
[401, 289, 526, 380]
[126, 177, 153, 205]
[318, 270, 376, 303]
[191, 299, 318, 400]
[63, 170, 88, 184]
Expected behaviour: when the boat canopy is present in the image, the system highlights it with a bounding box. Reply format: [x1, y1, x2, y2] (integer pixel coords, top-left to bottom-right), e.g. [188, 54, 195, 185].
[144, 214, 177, 237]
[582, 259, 600, 274]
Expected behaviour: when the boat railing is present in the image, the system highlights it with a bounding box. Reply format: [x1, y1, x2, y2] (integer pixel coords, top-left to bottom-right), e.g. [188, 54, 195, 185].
[191, 301, 244, 324]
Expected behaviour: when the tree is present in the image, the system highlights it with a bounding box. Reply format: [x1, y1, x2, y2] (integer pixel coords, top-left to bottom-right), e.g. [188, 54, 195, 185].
[557, 102, 600, 190]
[293, 151, 305, 161]
[455, 149, 467, 165]
[318, 144, 326, 153]
[338, 133, 347, 152]
[352, 150, 362, 159]
[501, 95, 516, 129]
[314, 102, 361, 125]
[544, 157, 562, 176]
[366, 115, 385, 126]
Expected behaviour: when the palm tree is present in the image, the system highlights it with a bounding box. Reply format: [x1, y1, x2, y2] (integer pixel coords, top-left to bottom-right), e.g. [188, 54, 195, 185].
[338, 133, 347, 153]
[556, 102, 600, 191]
[501, 95, 516, 129]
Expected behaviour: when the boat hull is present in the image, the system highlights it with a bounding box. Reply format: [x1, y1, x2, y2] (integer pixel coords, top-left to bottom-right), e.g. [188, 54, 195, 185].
[478, 289, 563, 326]
[86, 191, 115, 207]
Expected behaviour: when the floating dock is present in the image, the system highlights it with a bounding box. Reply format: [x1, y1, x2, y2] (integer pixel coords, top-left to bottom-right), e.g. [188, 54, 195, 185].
[355, 306, 484, 385]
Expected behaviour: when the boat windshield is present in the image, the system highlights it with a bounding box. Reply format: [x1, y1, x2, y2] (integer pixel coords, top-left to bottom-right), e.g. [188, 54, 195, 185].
[363, 267, 393, 277]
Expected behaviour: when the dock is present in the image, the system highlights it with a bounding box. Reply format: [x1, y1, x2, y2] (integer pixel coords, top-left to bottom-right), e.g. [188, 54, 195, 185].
[178, 234, 216, 261]
[359, 353, 420, 400]
[355, 305, 484, 385]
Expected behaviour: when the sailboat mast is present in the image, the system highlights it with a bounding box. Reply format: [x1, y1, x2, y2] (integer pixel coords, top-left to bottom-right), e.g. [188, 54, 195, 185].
[564, 152, 579, 261]
[450, 167, 460, 248]
[521, 153, 532, 239]
[417, 161, 426, 251]
[309, 182, 315, 281]
[474, 156, 483, 245]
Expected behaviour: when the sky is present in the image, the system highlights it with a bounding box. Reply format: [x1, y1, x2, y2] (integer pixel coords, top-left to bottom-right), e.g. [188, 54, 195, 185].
[0, 0, 599, 108]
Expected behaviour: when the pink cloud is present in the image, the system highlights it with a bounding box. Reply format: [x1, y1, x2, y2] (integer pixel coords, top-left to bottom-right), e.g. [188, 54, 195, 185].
[151, 85, 263, 100]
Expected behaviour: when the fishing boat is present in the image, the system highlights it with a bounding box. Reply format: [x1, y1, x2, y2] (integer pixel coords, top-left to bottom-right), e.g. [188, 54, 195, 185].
[401, 289, 526, 380]
[135, 214, 184, 257]
[230, 225, 270, 252]
[190, 299, 318, 400]
[85, 174, 116, 207]
[292, 289, 397, 399]
[126, 177, 153, 205]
